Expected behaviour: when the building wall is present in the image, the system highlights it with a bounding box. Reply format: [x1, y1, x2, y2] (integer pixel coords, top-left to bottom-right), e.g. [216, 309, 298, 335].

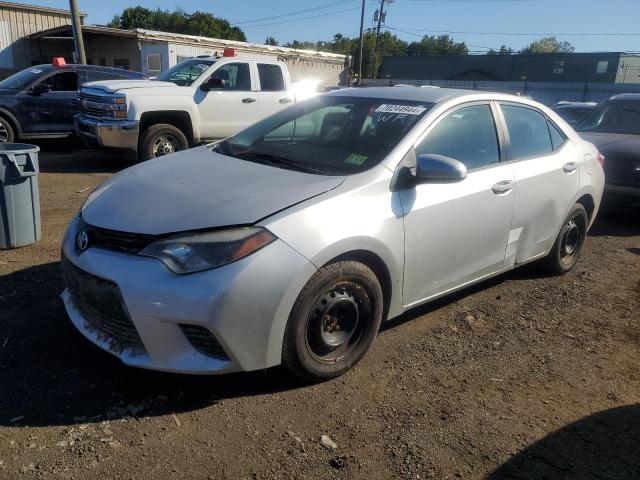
[381, 54, 627, 83]
[0, 4, 76, 73]
[616, 55, 640, 84]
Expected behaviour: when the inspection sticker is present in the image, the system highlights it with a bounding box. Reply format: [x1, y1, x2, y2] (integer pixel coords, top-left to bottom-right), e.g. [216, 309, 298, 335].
[344, 154, 368, 165]
[375, 104, 427, 115]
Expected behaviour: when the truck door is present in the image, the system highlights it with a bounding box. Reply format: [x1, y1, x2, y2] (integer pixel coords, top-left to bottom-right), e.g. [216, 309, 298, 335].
[196, 61, 257, 140]
[256, 63, 294, 120]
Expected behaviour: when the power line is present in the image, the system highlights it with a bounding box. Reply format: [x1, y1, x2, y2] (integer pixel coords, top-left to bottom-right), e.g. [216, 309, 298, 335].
[231, 0, 357, 26]
[401, 27, 640, 37]
[235, 2, 378, 28]
[385, 25, 495, 51]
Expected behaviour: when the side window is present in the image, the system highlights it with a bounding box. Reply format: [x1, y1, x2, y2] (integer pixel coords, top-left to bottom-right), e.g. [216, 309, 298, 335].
[43, 71, 78, 91]
[501, 105, 553, 160]
[211, 63, 251, 91]
[416, 104, 500, 171]
[548, 121, 567, 150]
[147, 54, 162, 77]
[258, 64, 285, 91]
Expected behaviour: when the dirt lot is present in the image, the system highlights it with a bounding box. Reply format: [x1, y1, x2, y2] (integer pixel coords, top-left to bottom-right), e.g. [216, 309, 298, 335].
[1, 143, 639, 480]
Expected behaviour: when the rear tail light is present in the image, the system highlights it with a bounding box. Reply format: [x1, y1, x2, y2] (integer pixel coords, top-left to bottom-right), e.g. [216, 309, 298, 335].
[597, 152, 605, 167]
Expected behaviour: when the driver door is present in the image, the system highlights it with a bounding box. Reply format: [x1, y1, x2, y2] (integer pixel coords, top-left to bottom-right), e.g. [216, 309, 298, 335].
[196, 62, 257, 140]
[19, 70, 79, 135]
[400, 102, 515, 306]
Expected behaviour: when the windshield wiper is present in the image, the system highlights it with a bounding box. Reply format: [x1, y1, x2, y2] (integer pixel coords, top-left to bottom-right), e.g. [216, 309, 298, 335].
[231, 150, 324, 174]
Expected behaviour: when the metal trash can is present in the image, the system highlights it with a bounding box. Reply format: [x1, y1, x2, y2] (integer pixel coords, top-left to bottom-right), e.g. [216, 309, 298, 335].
[0, 143, 41, 249]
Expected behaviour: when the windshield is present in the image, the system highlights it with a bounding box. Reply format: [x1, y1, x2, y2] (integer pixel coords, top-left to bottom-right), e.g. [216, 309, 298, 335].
[216, 96, 432, 176]
[0, 66, 48, 90]
[155, 59, 215, 86]
[554, 106, 592, 123]
[576, 100, 640, 135]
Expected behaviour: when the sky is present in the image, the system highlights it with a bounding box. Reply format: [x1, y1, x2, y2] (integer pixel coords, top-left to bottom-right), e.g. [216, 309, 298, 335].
[25, 0, 640, 53]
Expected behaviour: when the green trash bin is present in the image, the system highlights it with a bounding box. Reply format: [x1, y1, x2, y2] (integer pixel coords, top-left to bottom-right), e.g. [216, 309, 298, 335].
[0, 143, 41, 249]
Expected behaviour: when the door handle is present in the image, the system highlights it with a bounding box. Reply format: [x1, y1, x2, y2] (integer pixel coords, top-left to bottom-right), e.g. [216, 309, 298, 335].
[492, 180, 514, 195]
[279, 98, 292, 104]
[242, 97, 256, 103]
[563, 161, 578, 173]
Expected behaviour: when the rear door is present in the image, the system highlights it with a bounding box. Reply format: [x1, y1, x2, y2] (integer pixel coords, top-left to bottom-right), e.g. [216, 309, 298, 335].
[196, 61, 257, 139]
[496, 103, 580, 266]
[256, 63, 293, 120]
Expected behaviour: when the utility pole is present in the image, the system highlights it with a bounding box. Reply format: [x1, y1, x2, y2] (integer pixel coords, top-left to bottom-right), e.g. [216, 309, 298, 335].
[370, 0, 389, 79]
[69, 0, 86, 64]
[357, 0, 365, 85]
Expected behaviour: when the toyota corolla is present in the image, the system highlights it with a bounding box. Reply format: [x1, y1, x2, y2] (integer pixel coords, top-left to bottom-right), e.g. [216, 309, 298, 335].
[61, 87, 604, 380]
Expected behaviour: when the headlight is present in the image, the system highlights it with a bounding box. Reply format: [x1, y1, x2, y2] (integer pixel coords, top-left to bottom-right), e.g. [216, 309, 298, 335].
[139, 227, 276, 274]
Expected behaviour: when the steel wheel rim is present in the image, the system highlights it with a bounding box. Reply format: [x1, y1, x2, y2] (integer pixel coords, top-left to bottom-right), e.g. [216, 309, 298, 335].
[560, 217, 583, 263]
[152, 134, 179, 157]
[305, 283, 371, 364]
[0, 123, 8, 143]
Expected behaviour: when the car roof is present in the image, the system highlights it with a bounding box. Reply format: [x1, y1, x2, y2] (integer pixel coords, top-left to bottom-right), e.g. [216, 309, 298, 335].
[608, 93, 640, 101]
[31, 63, 144, 78]
[552, 101, 597, 108]
[326, 86, 471, 104]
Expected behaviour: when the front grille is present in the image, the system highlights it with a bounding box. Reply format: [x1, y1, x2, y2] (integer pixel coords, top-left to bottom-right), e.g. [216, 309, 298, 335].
[180, 324, 229, 360]
[78, 217, 156, 254]
[604, 156, 640, 187]
[61, 254, 144, 352]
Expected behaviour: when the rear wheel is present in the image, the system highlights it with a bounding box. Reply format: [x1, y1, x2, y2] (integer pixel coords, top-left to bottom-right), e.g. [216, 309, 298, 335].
[0, 116, 15, 143]
[282, 261, 384, 381]
[543, 203, 588, 275]
[140, 123, 188, 160]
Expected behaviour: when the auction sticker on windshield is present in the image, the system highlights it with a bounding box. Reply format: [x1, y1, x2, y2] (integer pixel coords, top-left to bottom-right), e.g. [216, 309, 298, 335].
[375, 104, 427, 115]
[344, 154, 368, 165]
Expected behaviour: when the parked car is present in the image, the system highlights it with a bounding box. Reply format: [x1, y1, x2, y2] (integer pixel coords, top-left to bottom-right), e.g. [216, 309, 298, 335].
[575, 94, 640, 207]
[551, 101, 597, 126]
[0, 62, 144, 143]
[61, 88, 604, 380]
[75, 56, 316, 160]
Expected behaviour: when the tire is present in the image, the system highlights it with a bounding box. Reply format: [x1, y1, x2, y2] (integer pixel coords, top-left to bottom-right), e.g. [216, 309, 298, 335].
[139, 123, 188, 160]
[282, 261, 384, 381]
[0, 116, 15, 143]
[542, 203, 588, 275]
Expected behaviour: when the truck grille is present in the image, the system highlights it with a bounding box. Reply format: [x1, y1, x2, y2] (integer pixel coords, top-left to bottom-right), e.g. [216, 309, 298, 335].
[79, 90, 124, 119]
[78, 217, 156, 254]
[61, 254, 145, 352]
[604, 156, 640, 187]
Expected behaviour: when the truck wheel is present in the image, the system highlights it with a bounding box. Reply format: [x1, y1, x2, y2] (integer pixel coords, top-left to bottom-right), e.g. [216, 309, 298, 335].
[282, 261, 384, 382]
[140, 124, 188, 160]
[0, 116, 15, 143]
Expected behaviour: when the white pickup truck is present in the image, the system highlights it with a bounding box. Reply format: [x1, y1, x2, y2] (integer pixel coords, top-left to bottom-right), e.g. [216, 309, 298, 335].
[75, 56, 314, 160]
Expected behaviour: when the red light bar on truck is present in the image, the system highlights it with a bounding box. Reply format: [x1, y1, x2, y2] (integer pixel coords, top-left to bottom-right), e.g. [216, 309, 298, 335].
[52, 57, 66, 67]
[223, 48, 236, 57]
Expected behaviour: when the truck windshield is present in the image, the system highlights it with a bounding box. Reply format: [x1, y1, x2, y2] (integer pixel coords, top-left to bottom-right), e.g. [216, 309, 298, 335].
[0, 66, 49, 90]
[155, 59, 216, 86]
[576, 100, 640, 135]
[216, 96, 433, 175]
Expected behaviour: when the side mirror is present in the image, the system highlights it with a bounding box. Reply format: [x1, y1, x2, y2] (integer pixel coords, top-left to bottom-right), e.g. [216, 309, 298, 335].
[200, 78, 225, 92]
[31, 83, 51, 95]
[416, 154, 467, 182]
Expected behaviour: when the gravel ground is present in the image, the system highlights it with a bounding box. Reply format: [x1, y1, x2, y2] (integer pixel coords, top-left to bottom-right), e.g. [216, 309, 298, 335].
[1, 144, 639, 480]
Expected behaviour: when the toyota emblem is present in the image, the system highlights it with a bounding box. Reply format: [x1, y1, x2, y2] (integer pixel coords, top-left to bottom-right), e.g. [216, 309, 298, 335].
[76, 231, 89, 251]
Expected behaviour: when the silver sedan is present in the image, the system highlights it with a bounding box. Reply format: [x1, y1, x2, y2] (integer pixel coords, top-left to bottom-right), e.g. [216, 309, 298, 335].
[61, 87, 605, 380]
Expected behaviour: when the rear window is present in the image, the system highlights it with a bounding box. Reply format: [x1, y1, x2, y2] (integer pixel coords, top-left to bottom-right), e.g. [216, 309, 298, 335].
[258, 64, 285, 91]
[501, 104, 553, 160]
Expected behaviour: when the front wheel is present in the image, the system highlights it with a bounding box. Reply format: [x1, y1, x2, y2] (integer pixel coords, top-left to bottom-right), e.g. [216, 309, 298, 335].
[139, 123, 188, 160]
[0, 116, 15, 143]
[282, 261, 384, 381]
[542, 203, 588, 275]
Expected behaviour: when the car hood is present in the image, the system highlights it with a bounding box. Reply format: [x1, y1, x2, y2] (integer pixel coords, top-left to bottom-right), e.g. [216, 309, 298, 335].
[81, 146, 345, 235]
[579, 132, 640, 157]
[83, 79, 176, 93]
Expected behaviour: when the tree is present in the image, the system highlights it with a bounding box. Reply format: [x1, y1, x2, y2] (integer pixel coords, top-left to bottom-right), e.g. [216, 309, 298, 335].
[107, 6, 246, 41]
[520, 36, 574, 54]
[407, 35, 468, 56]
[487, 45, 514, 55]
[265, 36, 279, 46]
